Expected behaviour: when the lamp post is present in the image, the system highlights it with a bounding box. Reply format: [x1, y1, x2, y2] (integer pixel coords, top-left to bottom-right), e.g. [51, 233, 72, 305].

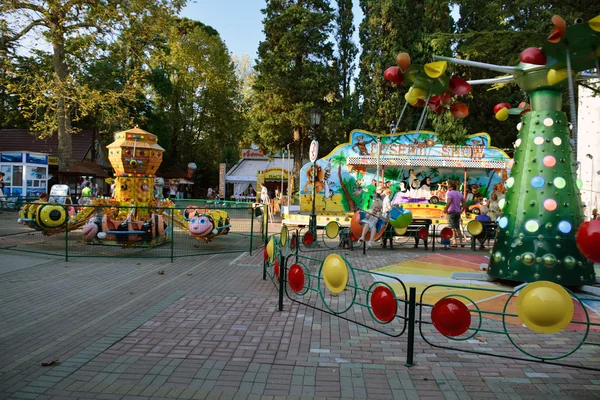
[308, 108, 322, 234]
[587, 153, 594, 219]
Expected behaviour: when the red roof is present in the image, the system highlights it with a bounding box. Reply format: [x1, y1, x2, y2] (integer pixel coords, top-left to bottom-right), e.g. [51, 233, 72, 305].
[0, 129, 94, 162]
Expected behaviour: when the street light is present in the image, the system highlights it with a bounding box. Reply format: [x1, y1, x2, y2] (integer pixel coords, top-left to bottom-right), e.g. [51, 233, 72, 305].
[587, 154, 594, 219]
[308, 108, 322, 234]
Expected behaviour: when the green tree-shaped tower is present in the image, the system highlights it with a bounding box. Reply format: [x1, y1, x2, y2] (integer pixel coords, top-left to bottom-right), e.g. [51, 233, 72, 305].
[436, 15, 600, 285]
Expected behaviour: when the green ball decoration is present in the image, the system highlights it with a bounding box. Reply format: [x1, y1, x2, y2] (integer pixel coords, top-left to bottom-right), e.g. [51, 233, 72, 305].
[522, 253, 535, 265]
[564, 256, 576, 269]
[542, 254, 557, 267]
[493, 251, 502, 262]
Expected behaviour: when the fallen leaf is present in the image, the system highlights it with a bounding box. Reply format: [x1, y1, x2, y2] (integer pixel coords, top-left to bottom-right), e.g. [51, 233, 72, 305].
[41, 360, 60, 367]
[186, 274, 192, 276]
[128, 292, 135, 295]
[475, 336, 487, 342]
[158, 271, 165, 275]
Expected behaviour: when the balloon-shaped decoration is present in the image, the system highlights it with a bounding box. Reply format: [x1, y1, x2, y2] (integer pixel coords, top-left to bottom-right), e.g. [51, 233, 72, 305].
[495, 106, 510, 121]
[418, 227, 428, 240]
[394, 226, 408, 235]
[274, 258, 280, 280]
[432, 298, 471, 337]
[405, 87, 427, 106]
[396, 52, 411, 72]
[439, 91, 452, 105]
[322, 254, 349, 294]
[440, 227, 454, 240]
[591, 15, 600, 32]
[519, 47, 547, 65]
[576, 220, 600, 263]
[493, 103, 512, 114]
[290, 233, 297, 250]
[450, 102, 469, 119]
[548, 15, 567, 43]
[424, 60, 448, 78]
[449, 75, 471, 96]
[264, 248, 268, 263]
[547, 68, 569, 85]
[428, 95, 441, 112]
[288, 264, 305, 293]
[370, 285, 397, 323]
[384, 66, 404, 85]
[303, 231, 315, 246]
[516, 281, 574, 334]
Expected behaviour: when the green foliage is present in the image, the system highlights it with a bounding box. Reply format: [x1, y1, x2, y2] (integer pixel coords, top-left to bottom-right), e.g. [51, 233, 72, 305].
[249, 0, 337, 191]
[356, 0, 452, 134]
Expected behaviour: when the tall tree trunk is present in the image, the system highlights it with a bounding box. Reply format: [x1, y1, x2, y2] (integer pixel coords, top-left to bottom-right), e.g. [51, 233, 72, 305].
[51, 25, 73, 169]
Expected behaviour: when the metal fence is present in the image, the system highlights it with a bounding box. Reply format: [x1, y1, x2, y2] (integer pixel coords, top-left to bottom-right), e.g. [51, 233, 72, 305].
[263, 230, 600, 371]
[0, 200, 266, 261]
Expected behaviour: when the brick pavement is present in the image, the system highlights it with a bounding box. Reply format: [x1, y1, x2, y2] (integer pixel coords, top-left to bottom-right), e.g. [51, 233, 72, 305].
[1, 240, 600, 399]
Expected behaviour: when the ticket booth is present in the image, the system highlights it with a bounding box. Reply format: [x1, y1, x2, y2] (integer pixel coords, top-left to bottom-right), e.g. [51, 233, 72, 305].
[0, 151, 49, 197]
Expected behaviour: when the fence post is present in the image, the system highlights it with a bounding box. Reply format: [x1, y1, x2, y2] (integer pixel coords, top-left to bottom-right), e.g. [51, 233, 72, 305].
[250, 205, 254, 255]
[264, 204, 269, 243]
[64, 205, 69, 262]
[405, 287, 416, 367]
[278, 252, 285, 311]
[170, 208, 174, 262]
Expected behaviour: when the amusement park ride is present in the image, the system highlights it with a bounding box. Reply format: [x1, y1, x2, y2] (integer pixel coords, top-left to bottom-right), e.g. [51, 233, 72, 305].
[289, 14, 600, 287]
[18, 127, 231, 246]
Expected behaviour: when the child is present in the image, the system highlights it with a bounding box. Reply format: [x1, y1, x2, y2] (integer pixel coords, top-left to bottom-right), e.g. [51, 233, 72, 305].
[358, 198, 384, 248]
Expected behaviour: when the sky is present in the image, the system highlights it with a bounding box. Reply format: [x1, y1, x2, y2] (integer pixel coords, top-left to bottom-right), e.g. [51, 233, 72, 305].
[180, 0, 364, 61]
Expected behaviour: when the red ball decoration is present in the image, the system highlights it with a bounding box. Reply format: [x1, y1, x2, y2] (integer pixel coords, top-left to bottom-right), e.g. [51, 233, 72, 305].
[493, 103, 512, 114]
[431, 298, 471, 337]
[441, 227, 454, 240]
[576, 220, 600, 263]
[290, 234, 297, 250]
[303, 231, 315, 246]
[274, 258, 280, 279]
[384, 66, 404, 85]
[371, 286, 397, 323]
[349, 232, 358, 242]
[264, 248, 268, 263]
[519, 47, 547, 65]
[288, 264, 305, 293]
[449, 75, 471, 96]
[418, 227, 428, 240]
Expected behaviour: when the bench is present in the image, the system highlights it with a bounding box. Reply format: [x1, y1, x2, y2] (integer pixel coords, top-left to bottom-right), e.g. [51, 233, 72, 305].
[382, 218, 433, 250]
[470, 221, 498, 251]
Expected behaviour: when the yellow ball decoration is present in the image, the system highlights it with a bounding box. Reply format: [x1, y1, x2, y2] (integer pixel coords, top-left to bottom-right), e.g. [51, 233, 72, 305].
[322, 254, 349, 294]
[516, 281, 574, 334]
[267, 237, 276, 262]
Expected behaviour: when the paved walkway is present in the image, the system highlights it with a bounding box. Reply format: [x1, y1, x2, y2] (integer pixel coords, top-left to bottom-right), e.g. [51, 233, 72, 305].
[1, 242, 600, 400]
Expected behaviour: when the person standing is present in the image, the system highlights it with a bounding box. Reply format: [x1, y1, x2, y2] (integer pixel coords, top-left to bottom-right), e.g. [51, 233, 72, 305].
[444, 181, 467, 247]
[260, 184, 269, 204]
[207, 187, 213, 199]
[80, 181, 92, 205]
[487, 190, 500, 221]
[0, 172, 7, 211]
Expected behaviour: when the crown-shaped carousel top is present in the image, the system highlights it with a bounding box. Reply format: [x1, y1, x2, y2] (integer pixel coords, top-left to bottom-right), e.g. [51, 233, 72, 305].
[107, 126, 165, 176]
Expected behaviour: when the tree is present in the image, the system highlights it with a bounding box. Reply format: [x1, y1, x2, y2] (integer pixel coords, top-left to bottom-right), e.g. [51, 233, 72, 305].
[1, 0, 184, 168]
[147, 18, 244, 185]
[334, 0, 358, 128]
[250, 0, 337, 193]
[356, 0, 452, 134]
